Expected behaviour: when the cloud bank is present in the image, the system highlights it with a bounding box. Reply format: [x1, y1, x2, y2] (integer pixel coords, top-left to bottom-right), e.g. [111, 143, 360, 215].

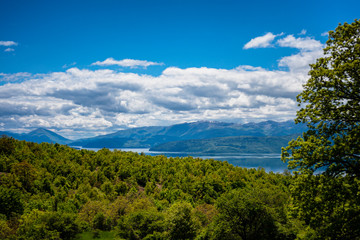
[0, 34, 324, 139]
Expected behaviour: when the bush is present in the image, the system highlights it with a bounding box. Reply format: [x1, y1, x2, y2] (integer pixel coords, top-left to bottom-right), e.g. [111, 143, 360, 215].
[116, 209, 165, 240]
[0, 186, 23, 218]
[17, 210, 79, 240]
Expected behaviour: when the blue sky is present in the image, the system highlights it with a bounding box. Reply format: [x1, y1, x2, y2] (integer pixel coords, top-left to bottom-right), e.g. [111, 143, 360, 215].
[0, 0, 359, 138]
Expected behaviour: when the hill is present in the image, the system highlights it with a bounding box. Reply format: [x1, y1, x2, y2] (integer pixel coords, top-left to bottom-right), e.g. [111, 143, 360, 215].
[0, 121, 306, 152]
[0, 137, 296, 239]
[0, 128, 72, 145]
[70, 120, 306, 148]
[150, 135, 297, 154]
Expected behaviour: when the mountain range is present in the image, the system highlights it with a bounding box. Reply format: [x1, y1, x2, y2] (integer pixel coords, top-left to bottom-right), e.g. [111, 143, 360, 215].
[0, 128, 72, 145]
[149, 134, 299, 154]
[0, 120, 307, 154]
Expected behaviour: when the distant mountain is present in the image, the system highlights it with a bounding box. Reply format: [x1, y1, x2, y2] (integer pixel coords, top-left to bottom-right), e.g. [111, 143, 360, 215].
[70, 120, 307, 148]
[150, 134, 298, 154]
[69, 126, 176, 148]
[0, 121, 307, 151]
[0, 128, 71, 145]
[0, 131, 22, 141]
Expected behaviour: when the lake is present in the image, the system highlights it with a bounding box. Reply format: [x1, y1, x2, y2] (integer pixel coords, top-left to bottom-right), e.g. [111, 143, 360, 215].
[79, 147, 288, 173]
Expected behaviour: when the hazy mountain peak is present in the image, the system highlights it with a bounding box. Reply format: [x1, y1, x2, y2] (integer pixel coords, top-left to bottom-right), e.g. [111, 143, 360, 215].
[30, 128, 52, 134]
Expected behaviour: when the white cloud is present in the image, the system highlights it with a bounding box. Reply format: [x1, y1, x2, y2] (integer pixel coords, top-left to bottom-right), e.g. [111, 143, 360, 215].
[243, 32, 281, 49]
[0, 63, 307, 138]
[299, 29, 307, 35]
[277, 35, 323, 51]
[91, 58, 164, 69]
[0, 32, 325, 138]
[278, 49, 323, 73]
[0, 41, 18, 47]
[0, 72, 32, 82]
[321, 31, 329, 37]
[4, 48, 15, 52]
[62, 62, 77, 69]
[276, 35, 324, 72]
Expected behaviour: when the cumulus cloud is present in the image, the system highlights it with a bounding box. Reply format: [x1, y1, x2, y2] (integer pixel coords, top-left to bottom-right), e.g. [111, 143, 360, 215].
[277, 35, 323, 51]
[4, 48, 15, 52]
[0, 72, 32, 82]
[91, 58, 164, 69]
[243, 32, 281, 49]
[276, 35, 324, 72]
[0, 41, 18, 47]
[321, 31, 329, 37]
[0, 41, 18, 52]
[278, 49, 323, 73]
[0, 64, 307, 138]
[299, 29, 307, 35]
[0, 33, 325, 138]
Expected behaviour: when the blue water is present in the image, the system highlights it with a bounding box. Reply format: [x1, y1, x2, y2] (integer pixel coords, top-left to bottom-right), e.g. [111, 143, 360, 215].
[78, 147, 288, 173]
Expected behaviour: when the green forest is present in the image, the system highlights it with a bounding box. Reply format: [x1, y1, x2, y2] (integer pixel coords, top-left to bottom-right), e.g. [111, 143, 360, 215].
[0, 19, 359, 240]
[0, 137, 296, 240]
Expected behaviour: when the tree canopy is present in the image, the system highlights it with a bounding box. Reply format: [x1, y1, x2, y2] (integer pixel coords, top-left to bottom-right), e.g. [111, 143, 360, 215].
[0, 136, 294, 239]
[282, 19, 360, 177]
[282, 19, 360, 239]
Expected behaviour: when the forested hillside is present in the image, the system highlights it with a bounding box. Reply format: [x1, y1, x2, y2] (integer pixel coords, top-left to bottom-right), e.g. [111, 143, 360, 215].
[69, 120, 307, 149]
[150, 135, 298, 154]
[0, 128, 72, 145]
[0, 136, 303, 239]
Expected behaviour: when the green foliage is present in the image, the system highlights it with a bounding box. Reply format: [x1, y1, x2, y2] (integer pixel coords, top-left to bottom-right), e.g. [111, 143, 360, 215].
[11, 161, 37, 192]
[0, 136, 293, 239]
[165, 202, 199, 240]
[76, 231, 116, 240]
[0, 186, 24, 218]
[78, 200, 107, 226]
[92, 212, 111, 231]
[117, 209, 165, 240]
[0, 219, 13, 240]
[0, 136, 16, 156]
[151, 135, 298, 154]
[282, 19, 360, 239]
[282, 19, 360, 176]
[288, 174, 360, 239]
[17, 210, 79, 240]
[210, 188, 282, 240]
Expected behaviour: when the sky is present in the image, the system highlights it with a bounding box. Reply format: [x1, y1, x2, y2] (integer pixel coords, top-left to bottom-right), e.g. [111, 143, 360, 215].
[0, 0, 359, 139]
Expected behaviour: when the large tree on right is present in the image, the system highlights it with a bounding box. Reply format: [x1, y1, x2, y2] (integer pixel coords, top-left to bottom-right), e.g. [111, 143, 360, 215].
[282, 19, 360, 239]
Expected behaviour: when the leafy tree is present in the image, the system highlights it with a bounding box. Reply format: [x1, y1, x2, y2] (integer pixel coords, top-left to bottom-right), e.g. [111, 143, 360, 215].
[17, 210, 79, 240]
[210, 189, 279, 240]
[282, 19, 360, 176]
[116, 209, 165, 240]
[0, 136, 16, 156]
[282, 19, 360, 239]
[0, 186, 24, 218]
[78, 200, 107, 226]
[92, 212, 111, 231]
[11, 161, 37, 192]
[165, 201, 198, 240]
[287, 174, 360, 239]
[0, 219, 12, 240]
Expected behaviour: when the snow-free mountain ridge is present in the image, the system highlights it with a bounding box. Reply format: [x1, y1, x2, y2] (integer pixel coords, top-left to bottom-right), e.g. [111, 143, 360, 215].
[0, 128, 71, 145]
[1, 121, 307, 153]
